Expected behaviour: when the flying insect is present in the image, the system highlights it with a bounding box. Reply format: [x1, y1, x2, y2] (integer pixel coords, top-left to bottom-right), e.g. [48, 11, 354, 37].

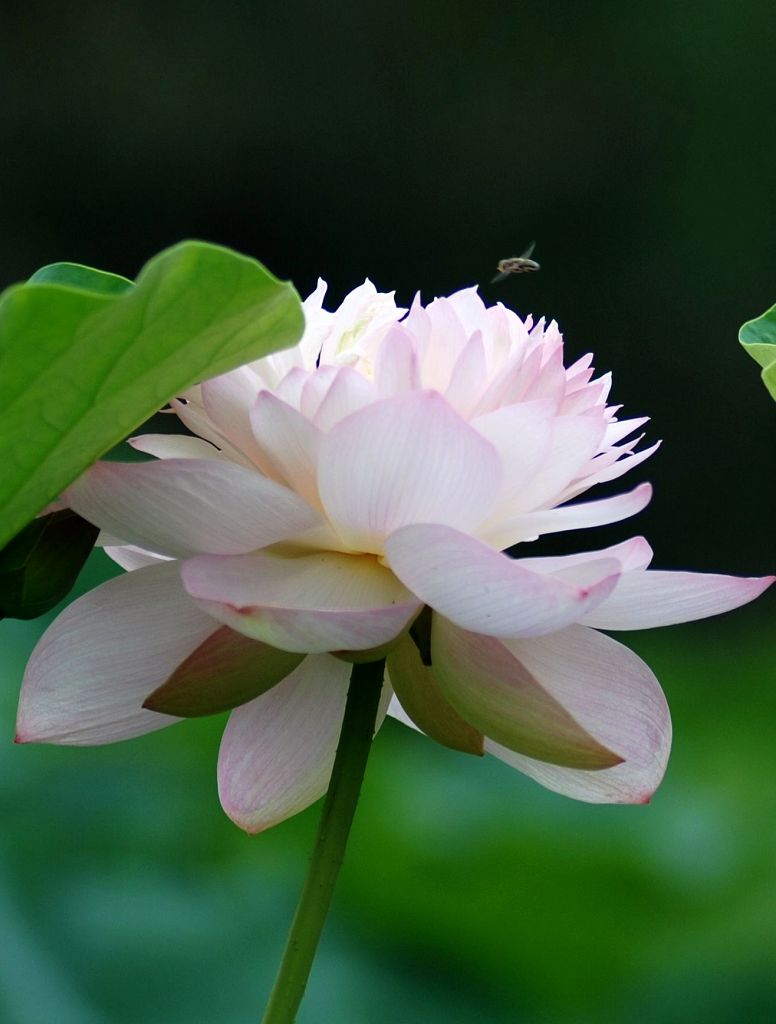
[490, 241, 540, 283]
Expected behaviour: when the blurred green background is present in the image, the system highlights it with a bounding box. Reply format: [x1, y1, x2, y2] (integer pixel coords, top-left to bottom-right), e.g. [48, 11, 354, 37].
[1, 1, 775, 1021]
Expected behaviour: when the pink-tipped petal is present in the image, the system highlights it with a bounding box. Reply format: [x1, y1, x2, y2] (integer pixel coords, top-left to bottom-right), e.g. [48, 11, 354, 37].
[318, 391, 502, 552]
[66, 458, 323, 558]
[16, 562, 216, 745]
[581, 570, 775, 630]
[181, 550, 422, 653]
[484, 625, 671, 804]
[385, 524, 620, 637]
[516, 537, 654, 576]
[485, 482, 653, 549]
[431, 618, 622, 769]
[144, 626, 303, 717]
[217, 654, 351, 833]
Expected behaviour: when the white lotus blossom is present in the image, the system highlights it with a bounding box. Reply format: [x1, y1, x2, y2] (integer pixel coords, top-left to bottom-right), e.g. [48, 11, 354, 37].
[17, 281, 772, 831]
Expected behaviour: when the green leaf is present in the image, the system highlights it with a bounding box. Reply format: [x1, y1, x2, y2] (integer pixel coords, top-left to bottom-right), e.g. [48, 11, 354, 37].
[0, 241, 304, 549]
[0, 510, 99, 619]
[28, 262, 134, 295]
[739, 301, 776, 401]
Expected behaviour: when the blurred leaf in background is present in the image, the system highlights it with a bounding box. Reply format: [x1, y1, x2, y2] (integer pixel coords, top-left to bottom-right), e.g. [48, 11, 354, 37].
[2, 551, 775, 1024]
[740, 302, 776, 400]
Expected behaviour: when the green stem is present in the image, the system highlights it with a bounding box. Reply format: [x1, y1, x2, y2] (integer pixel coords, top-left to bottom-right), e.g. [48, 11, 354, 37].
[260, 658, 385, 1024]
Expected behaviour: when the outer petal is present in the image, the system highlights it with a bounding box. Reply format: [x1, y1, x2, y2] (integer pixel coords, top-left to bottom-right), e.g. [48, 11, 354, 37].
[16, 562, 215, 745]
[217, 654, 351, 833]
[485, 626, 671, 804]
[317, 391, 502, 553]
[385, 524, 620, 637]
[581, 569, 775, 630]
[431, 618, 622, 769]
[484, 482, 653, 549]
[181, 550, 422, 653]
[144, 626, 304, 717]
[66, 458, 324, 558]
[386, 632, 484, 755]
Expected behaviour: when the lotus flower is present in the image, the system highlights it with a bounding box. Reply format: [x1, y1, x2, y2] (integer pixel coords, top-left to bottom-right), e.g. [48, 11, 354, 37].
[16, 281, 772, 830]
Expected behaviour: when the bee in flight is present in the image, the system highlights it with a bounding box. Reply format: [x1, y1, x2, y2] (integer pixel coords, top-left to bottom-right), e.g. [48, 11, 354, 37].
[490, 241, 540, 283]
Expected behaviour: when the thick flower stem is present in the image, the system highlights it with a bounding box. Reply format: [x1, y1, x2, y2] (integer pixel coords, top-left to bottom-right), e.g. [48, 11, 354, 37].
[260, 658, 386, 1024]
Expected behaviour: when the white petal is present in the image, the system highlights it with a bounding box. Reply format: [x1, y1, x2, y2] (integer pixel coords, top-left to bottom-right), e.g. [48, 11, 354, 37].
[169, 397, 255, 468]
[516, 537, 653, 576]
[445, 285, 487, 335]
[581, 569, 775, 630]
[484, 482, 653, 549]
[103, 544, 171, 570]
[485, 625, 671, 804]
[472, 400, 554, 516]
[128, 434, 223, 460]
[16, 562, 215, 745]
[66, 458, 323, 557]
[444, 332, 488, 417]
[566, 440, 661, 497]
[249, 392, 323, 509]
[373, 326, 420, 398]
[385, 524, 620, 637]
[181, 550, 422, 653]
[217, 654, 350, 832]
[509, 415, 606, 513]
[312, 366, 376, 431]
[317, 391, 502, 553]
[200, 367, 273, 471]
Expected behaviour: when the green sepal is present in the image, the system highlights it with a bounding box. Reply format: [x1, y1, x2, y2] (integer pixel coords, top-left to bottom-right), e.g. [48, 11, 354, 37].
[144, 626, 303, 717]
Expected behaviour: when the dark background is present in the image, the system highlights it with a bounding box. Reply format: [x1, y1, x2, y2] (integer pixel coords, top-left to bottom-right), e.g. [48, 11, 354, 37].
[1, 0, 774, 572]
[1, 4, 775, 1023]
